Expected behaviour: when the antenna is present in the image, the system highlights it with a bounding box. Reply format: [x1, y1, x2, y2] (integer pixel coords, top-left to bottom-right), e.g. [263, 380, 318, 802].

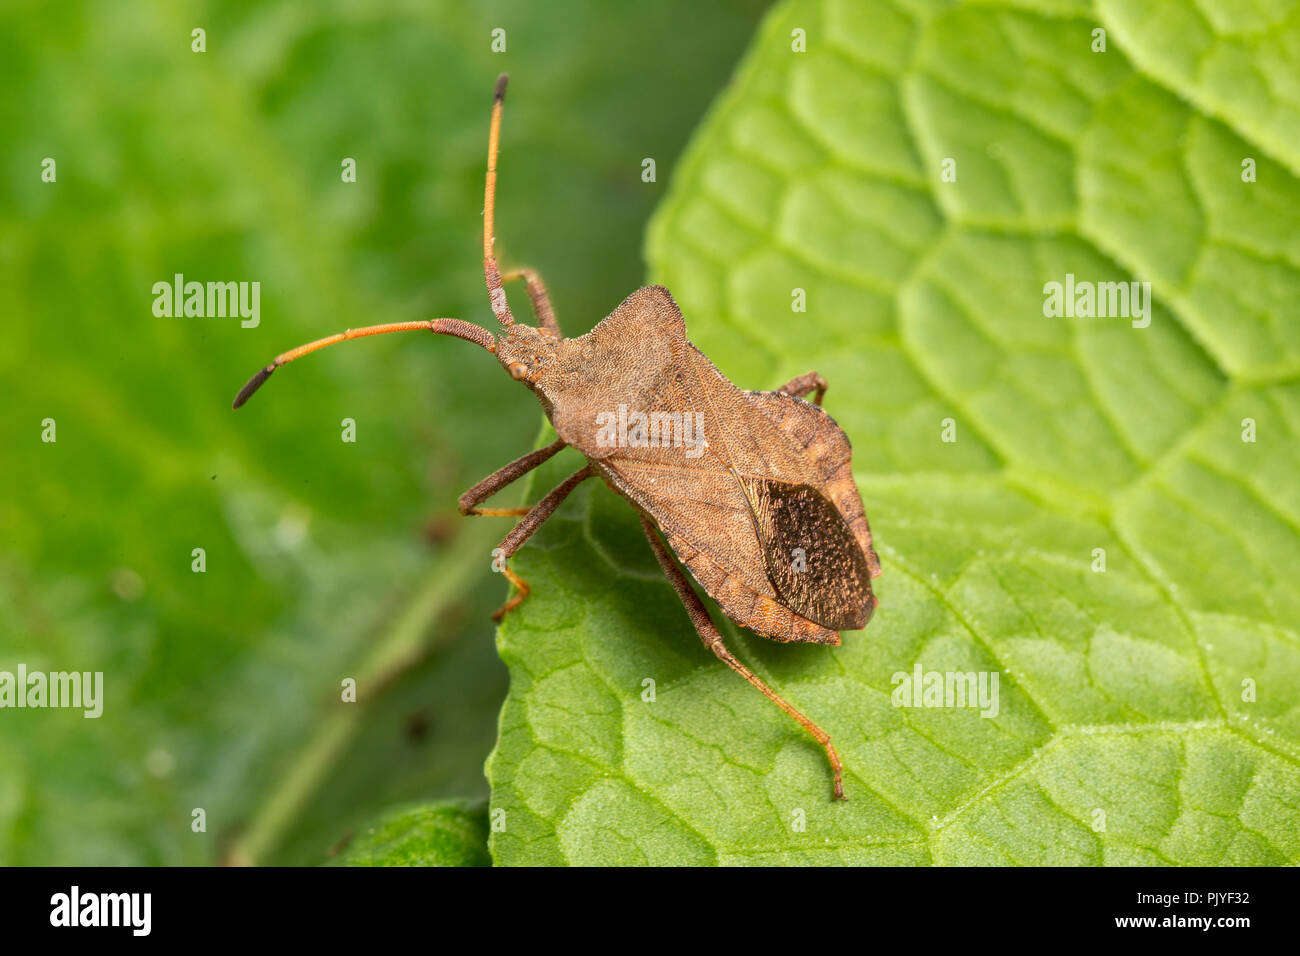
[232, 318, 495, 409]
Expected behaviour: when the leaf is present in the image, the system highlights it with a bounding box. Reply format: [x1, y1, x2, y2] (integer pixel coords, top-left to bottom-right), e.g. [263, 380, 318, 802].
[328, 801, 489, 867]
[0, 0, 767, 864]
[486, 0, 1300, 864]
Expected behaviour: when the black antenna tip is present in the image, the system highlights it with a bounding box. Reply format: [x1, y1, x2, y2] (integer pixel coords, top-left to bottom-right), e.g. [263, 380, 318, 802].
[233, 364, 275, 409]
[494, 73, 509, 102]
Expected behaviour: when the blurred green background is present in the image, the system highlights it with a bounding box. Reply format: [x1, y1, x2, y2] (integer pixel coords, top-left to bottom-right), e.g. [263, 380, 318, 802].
[0, 0, 768, 864]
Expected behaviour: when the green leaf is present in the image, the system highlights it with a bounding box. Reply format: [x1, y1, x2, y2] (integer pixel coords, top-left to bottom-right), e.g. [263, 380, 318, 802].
[328, 801, 489, 867]
[487, 0, 1300, 864]
[0, 0, 766, 864]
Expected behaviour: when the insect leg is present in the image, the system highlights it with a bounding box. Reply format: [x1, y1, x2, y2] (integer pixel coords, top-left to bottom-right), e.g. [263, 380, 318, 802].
[774, 371, 827, 406]
[639, 514, 846, 800]
[490, 465, 593, 621]
[502, 268, 560, 336]
[459, 438, 568, 517]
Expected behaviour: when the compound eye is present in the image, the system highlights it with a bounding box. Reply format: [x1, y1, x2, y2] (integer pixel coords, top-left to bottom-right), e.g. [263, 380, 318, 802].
[508, 362, 529, 380]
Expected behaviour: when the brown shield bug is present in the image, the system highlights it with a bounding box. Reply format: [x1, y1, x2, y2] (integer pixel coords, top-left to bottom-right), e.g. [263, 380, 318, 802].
[234, 74, 882, 799]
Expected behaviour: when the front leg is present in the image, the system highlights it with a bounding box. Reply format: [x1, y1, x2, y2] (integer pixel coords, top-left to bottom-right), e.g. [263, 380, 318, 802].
[502, 268, 560, 336]
[775, 371, 828, 406]
[491, 466, 593, 620]
[458, 438, 567, 517]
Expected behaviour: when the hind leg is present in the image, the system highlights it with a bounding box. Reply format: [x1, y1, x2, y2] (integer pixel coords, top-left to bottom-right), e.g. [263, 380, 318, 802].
[639, 514, 845, 800]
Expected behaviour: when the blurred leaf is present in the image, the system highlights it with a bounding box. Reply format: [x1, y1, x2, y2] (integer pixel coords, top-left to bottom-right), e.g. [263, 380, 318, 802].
[486, 0, 1300, 864]
[0, 0, 767, 864]
[328, 800, 489, 867]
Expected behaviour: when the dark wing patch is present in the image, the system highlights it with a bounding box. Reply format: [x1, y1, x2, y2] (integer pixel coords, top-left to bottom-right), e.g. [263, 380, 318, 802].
[738, 476, 873, 631]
